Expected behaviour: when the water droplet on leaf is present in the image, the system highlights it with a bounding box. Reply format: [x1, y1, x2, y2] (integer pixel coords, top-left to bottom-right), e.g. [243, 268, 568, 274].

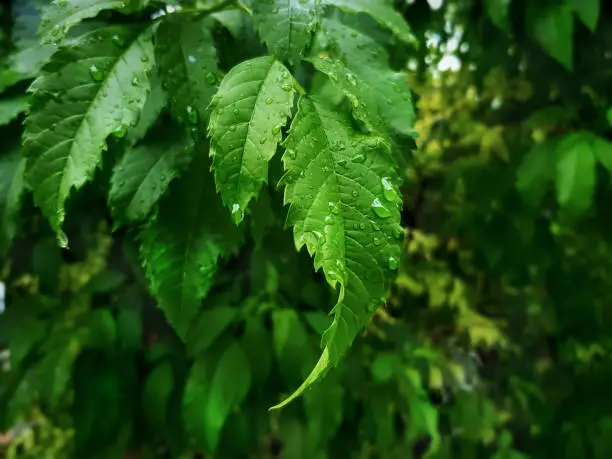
[388, 256, 399, 270]
[186, 105, 198, 124]
[231, 203, 244, 223]
[205, 72, 217, 84]
[271, 125, 281, 135]
[381, 176, 398, 202]
[89, 64, 104, 82]
[371, 198, 392, 218]
[265, 97, 274, 105]
[259, 137, 267, 144]
[112, 34, 125, 47]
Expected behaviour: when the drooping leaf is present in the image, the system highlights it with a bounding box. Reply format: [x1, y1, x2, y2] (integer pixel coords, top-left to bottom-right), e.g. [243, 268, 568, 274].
[314, 18, 415, 137]
[39, 0, 125, 43]
[0, 96, 28, 126]
[155, 16, 220, 129]
[272, 96, 402, 408]
[556, 132, 596, 214]
[526, 2, 573, 70]
[208, 56, 295, 223]
[568, 0, 599, 32]
[485, 0, 511, 32]
[322, 0, 415, 45]
[516, 140, 557, 207]
[253, 0, 319, 65]
[0, 150, 26, 256]
[140, 152, 242, 340]
[205, 342, 251, 450]
[109, 125, 194, 227]
[23, 25, 154, 245]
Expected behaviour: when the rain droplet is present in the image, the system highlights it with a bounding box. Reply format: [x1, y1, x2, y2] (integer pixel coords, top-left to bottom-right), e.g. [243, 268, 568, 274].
[271, 125, 281, 135]
[371, 198, 392, 218]
[231, 203, 244, 224]
[58, 0, 68, 6]
[282, 83, 292, 92]
[351, 98, 360, 108]
[388, 256, 399, 270]
[259, 137, 267, 144]
[265, 97, 274, 105]
[205, 72, 217, 84]
[140, 54, 149, 63]
[359, 223, 366, 230]
[229, 125, 236, 132]
[186, 105, 198, 124]
[373, 237, 381, 246]
[329, 201, 340, 215]
[286, 149, 297, 159]
[187, 55, 197, 63]
[131, 76, 139, 86]
[89, 64, 104, 82]
[232, 107, 239, 116]
[112, 34, 125, 47]
[113, 125, 127, 138]
[351, 190, 358, 197]
[324, 215, 333, 224]
[346, 73, 357, 86]
[381, 176, 398, 202]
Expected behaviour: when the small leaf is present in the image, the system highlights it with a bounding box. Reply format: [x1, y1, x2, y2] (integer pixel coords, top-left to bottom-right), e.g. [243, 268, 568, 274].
[516, 140, 557, 207]
[81, 309, 117, 348]
[0, 150, 26, 257]
[0, 96, 28, 125]
[568, 0, 599, 31]
[592, 135, 612, 171]
[156, 16, 220, 128]
[322, 0, 415, 45]
[39, 0, 125, 43]
[205, 342, 251, 450]
[526, 2, 573, 70]
[186, 306, 237, 357]
[556, 132, 596, 214]
[253, 0, 320, 65]
[23, 25, 154, 244]
[140, 153, 242, 340]
[109, 125, 194, 227]
[208, 56, 295, 223]
[485, 0, 511, 32]
[142, 360, 175, 438]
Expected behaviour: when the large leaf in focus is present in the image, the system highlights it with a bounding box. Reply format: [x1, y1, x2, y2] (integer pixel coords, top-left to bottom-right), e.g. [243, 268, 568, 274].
[140, 153, 242, 340]
[322, 0, 415, 45]
[556, 132, 596, 214]
[156, 16, 220, 129]
[0, 150, 26, 256]
[39, 0, 125, 43]
[208, 56, 295, 224]
[272, 96, 402, 408]
[314, 18, 415, 137]
[526, 2, 573, 70]
[23, 25, 154, 245]
[109, 125, 194, 227]
[253, 0, 319, 65]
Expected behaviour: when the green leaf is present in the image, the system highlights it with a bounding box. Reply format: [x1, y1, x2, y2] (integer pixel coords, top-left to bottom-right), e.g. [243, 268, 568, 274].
[208, 56, 295, 224]
[81, 309, 117, 348]
[34, 335, 81, 408]
[0, 151, 26, 257]
[485, 0, 511, 32]
[109, 126, 193, 227]
[272, 96, 402, 409]
[556, 132, 596, 214]
[314, 18, 415, 137]
[253, 0, 320, 65]
[183, 352, 217, 452]
[155, 16, 220, 129]
[322, 0, 415, 45]
[142, 360, 175, 438]
[241, 315, 273, 386]
[205, 342, 251, 450]
[185, 306, 237, 356]
[526, 2, 573, 70]
[39, 0, 125, 43]
[0, 96, 28, 125]
[140, 153, 242, 340]
[516, 140, 557, 207]
[23, 25, 154, 245]
[568, 0, 599, 31]
[591, 135, 612, 171]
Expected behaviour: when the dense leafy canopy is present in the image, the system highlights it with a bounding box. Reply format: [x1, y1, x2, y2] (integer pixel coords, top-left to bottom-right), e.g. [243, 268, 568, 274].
[1, 0, 612, 458]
